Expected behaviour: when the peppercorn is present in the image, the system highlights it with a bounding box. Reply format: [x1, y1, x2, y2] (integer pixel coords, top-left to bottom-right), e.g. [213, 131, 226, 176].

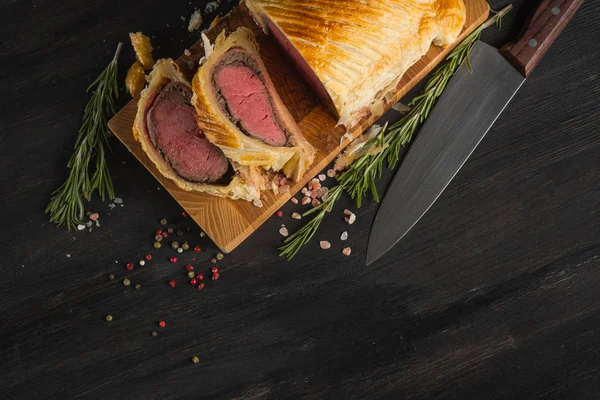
[212, 273, 220, 281]
[211, 266, 219, 273]
[168, 280, 176, 288]
[182, 211, 188, 218]
[167, 227, 174, 234]
[196, 274, 204, 281]
[145, 254, 153, 261]
[161, 231, 168, 239]
[155, 234, 163, 242]
[151, 331, 158, 337]
[106, 315, 113, 321]
[211, 258, 217, 264]
[190, 278, 197, 285]
[160, 218, 168, 225]
[182, 242, 190, 250]
[156, 229, 163, 235]
[191, 356, 199, 363]
[169, 256, 177, 263]
[177, 229, 183, 236]
[177, 248, 183, 253]
[123, 278, 131, 286]
[126, 263, 134, 271]
[200, 232, 206, 238]
[194, 245, 202, 253]
[171, 241, 179, 249]
[276, 210, 284, 217]
[135, 284, 141, 290]
[108, 273, 115, 280]
[158, 320, 166, 328]
[197, 283, 205, 290]
[154, 241, 162, 249]
[139, 260, 146, 266]
[186, 264, 194, 271]
[187, 271, 195, 279]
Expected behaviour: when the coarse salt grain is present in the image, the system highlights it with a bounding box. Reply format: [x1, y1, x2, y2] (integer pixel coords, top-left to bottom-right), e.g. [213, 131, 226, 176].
[340, 231, 348, 241]
[113, 197, 123, 204]
[290, 197, 299, 204]
[342, 247, 352, 256]
[320, 241, 331, 250]
[318, 174, 326, 181]
[77, 224, 85, 231]
[346, 213, 356, 224]
[89, 212, 99, 221]
[292, 212, 301, 220]
[279, 227, 289, 237]
[302, 197, 312, 206]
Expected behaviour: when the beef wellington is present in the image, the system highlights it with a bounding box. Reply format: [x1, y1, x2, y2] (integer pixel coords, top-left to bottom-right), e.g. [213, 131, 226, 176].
[192, 28, 315, 182]
[133, 59, 267, 201]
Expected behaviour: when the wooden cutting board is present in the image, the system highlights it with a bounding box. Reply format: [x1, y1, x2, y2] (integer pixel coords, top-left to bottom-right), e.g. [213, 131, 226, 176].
[108, 0, 490, 253]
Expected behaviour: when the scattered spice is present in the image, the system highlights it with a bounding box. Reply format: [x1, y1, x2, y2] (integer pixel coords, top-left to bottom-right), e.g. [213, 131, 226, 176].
[167, 227, 174, 234]
[145, 254, 153, 261]
[154, 242, 162, 249]
[182, 242, 190, 250]
[200, 232, 206, 238]
[161, 231, 169, 238]
[191, 356, 200, 364]
[194, 245, 202, 253]
[177, 247, 183, 254]
[126, 263, 134, 271]
[158, 320, 166, 328]
[151, 331, 158, 337]
[188, 9, 203, 32]
[211, 258, 217, 264]
[135, 284, 141, 289]
[276, 210, 284, 217]
[342, 247, 352, 256]
[156, 229, 163, 235]
[187, 271, 195, 279]
[292, 212, 302, 220]
[196, 274, 204, 281]
[302, 197, 311, 206]
[186, 264, 194, 271]
[318, 174, 326, 181]
[169, 280, 176, 288]
[155, 234, 163, 242]
[182, 211, 188, 218]
[106, 315, 113, 321]
[177, 230, 184, 236]
[169, 256, 178, 263]
[108, 273, 115, 280]
[340, 231, 348, 241]
[190, 278, 198, 285]
[123, 278, 131, 286]
[184, 48, 192, 56]
[320, 241, 331, 250]
[198, 283, 205, 290]
[291, 198, 299, 205]
[212, 267, 219, 273]
[212, 272, 220, 281]
[279, 227, 289, 237]
[216, 253, 224, 260]
[160, 218, 168, 226]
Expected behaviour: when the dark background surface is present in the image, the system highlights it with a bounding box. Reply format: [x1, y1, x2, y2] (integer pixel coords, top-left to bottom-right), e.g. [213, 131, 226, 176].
[1, 0, 600, 399]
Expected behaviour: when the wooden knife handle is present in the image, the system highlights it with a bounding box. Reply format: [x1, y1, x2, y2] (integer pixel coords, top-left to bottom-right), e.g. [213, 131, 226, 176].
[500, 0, 584, 77]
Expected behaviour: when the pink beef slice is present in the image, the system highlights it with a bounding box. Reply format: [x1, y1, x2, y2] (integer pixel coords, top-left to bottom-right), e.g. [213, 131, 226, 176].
[147, 82, 230, 183]
[214, 59, 287, 147]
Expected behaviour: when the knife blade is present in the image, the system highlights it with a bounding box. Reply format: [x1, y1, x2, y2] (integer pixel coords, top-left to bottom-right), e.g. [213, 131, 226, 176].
[367, 0, 584, 266]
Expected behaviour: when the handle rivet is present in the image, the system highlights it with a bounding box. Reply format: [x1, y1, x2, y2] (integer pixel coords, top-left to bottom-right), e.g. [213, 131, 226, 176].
[552, 7, 560, 15]
[529, 38, 538, 48]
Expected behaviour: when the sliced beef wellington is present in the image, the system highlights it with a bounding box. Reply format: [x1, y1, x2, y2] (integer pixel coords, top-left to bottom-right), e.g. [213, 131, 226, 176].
[192, 27, 314, 182]
[246, 0, 466, 129]
[133, 59, 267, 201]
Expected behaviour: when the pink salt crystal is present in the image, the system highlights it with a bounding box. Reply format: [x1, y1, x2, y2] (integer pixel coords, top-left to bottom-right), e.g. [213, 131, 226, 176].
[318, 174, 326, 181]
[327, 169, 336, 178]
[89, 212, 99, 221]
[290, 197, 299, 204]
[279, 185, 290, 194]
[301, 187, 308, 195]
[342, 247, 352, 256]
[302, 197, 312, 206]
[279, 176, 288, 186]
[343, 209, 353, 216]
[305, 191, 313, 198]
[184, 49, 192, 56]
[311, 199, 321, 207]
[260, 194, 268, 201]
[319, 241, 331, 250]
[292, 212, 301, 220]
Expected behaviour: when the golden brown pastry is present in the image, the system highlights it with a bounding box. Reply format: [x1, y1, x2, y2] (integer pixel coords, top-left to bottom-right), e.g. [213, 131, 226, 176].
[246, 0, 467, 128]
[133, 59, 266, 202]
[191, 27, 315, 182]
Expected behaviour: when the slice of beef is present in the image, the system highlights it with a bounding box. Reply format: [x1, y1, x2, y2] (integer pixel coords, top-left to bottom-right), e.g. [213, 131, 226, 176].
[211, 48, 288, 147]
[146, 82, 230, 183]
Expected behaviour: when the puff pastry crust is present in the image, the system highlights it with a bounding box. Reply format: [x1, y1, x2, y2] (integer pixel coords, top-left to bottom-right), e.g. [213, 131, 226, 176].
[246, 0, 466, 128]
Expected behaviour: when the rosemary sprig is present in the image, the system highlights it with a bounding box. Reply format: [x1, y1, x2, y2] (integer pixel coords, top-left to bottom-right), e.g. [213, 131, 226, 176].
[46, 43, 122, 230]
[280, 5, 513, 260]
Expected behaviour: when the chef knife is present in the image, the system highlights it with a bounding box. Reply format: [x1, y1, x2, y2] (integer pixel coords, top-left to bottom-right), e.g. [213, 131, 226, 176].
[367, 0, 584, 266]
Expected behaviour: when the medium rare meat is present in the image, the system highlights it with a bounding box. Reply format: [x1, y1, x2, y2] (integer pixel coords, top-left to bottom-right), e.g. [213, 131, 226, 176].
[246, 0, 466, 128]
[146, 81, 229, 183]
[133, 59, 267, 201]
[192, 28, 315, 182]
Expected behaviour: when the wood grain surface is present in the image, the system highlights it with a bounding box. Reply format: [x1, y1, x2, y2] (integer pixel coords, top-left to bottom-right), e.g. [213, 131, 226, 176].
[108, 0, 489, 253]
[1, 0, 600, 399]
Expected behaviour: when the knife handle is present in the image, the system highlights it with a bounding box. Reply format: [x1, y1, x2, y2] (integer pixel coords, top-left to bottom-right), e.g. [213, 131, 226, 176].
[500, 0, 584, 77]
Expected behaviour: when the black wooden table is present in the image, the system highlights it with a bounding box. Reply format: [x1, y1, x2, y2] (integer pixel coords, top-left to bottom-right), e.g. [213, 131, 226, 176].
[1, 1, 599, 399]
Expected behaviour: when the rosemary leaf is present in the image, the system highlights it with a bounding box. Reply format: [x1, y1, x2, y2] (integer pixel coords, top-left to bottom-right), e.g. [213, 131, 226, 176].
[46, 43, 122, 229]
